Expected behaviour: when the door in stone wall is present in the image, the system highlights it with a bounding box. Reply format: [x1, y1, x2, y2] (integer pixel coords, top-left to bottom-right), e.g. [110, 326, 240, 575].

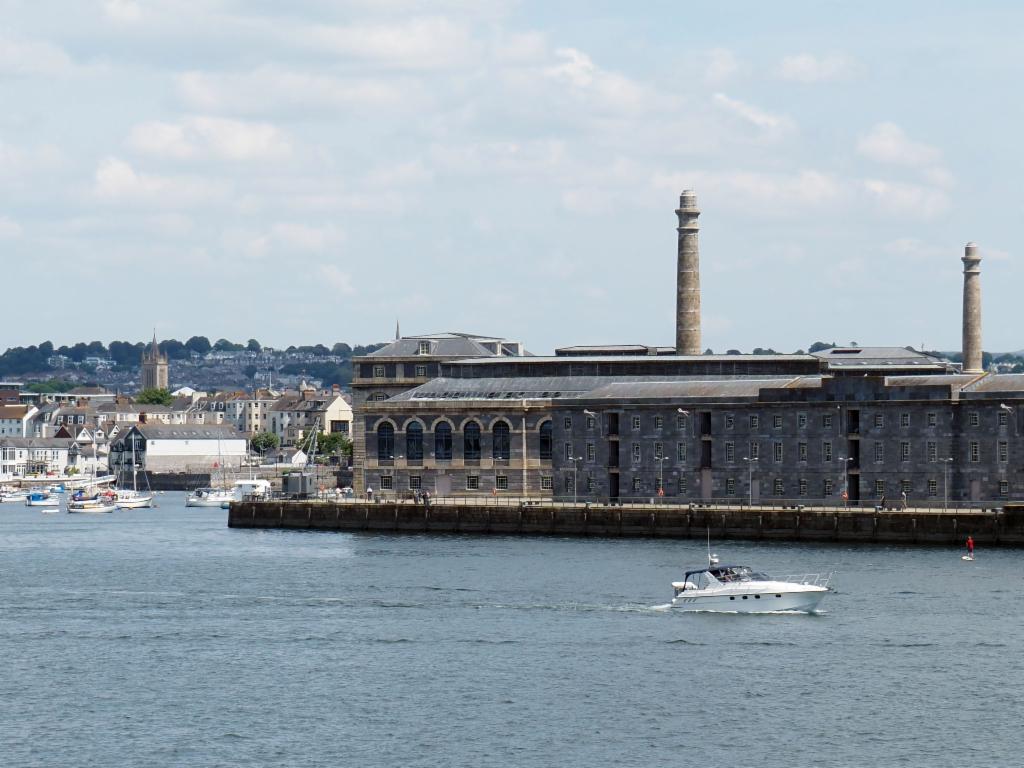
[435, 475, 452, 498]
[701, 468, 712, 501]
[970, 479, 981, 502]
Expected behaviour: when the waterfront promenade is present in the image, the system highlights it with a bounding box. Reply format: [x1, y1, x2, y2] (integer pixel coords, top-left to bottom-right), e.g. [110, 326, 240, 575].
[228, 497, 1022, 545]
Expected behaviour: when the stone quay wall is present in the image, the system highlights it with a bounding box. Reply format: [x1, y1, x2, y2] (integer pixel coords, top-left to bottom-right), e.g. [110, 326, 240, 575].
[228, 500, 1024, 546]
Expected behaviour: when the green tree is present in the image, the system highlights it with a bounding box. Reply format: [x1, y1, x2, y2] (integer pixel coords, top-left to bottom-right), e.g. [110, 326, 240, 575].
[243, 364, 258, 379]
[297, 431, 351, 460]
[247, 338, 262, 352]
[136, 388, 173, 406]
[250, 431, 280, 453]
[808, 341, 836, 353]
[214, 338, 245, 352]
[185, 336, 212, 355]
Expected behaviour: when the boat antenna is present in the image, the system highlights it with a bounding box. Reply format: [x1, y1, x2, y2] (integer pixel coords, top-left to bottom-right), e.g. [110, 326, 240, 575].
[706, 526, 719, 566]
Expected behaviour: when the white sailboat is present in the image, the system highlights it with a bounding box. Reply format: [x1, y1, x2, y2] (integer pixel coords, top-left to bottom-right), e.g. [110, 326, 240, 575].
[186, 436, 232, 507]
[115, 436, 153, 509]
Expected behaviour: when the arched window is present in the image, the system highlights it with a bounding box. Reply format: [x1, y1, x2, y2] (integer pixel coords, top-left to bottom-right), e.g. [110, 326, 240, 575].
[377, 423, 394, 461]
[539, 420, 553, 461]
[435, 422, 452, 460]
[406, 422, 423, 462]
[492, 422, 510, 460]
[464, 421, 481, 461]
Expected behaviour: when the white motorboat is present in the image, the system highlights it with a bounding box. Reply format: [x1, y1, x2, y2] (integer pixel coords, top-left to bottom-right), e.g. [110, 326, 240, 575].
[185, 487, 235, 507]
[26, 490, 60, 507]
[1, 490, 29, 503]
[671, 563, 833, 613]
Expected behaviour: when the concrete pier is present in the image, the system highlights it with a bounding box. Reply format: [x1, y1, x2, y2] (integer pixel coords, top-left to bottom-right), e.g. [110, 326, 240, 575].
[228, 500, 1024, 546]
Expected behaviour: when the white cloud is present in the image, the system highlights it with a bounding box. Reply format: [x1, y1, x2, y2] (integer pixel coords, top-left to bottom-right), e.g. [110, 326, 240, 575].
[545, 48, 652, 113]
[653, 169, 843, 216]
[0, 36, 73, 76]
[319, 264, 355, 295]
[93, 157, 229, 206]
[129, 116, 273, 163]
[882, 237, 947, 261]
[271, 222, 343, 252]
[176, 67, 415, 115]
[365, 160, 432, 188]
[300, 17, 478, 69]
[857, 123, 941, 167]
[778, 53, 858, 83]
[0, 216, 22, 238]
[103, 0, 142, 23]
[863, 179, 950, 218]
[705, 48, 739, 84]
[712, 93, 795, 136]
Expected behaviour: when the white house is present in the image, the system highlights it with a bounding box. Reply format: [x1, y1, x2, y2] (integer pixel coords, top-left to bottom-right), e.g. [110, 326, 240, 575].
[267, 390, 352, 446]
[0, 437, 74, 478]
[0, 405, 39, 437]
[108, 423, 247, 474]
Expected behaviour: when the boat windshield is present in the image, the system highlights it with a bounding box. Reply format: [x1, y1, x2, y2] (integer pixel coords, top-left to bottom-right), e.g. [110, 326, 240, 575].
[707, 566, 771, 582]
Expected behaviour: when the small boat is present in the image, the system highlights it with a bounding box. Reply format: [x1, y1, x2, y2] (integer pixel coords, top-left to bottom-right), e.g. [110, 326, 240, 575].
[114, 489, 154, 509]
[0, 490, 29, 503]
[671, 563, 833, 613]
[26, 490, 60, 507]
[185, 487, 235, 507]
[67, 489, 117, 514]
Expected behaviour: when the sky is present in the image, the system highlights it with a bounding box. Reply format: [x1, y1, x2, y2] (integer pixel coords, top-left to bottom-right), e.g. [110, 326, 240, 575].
[2, 0, 1023, 354]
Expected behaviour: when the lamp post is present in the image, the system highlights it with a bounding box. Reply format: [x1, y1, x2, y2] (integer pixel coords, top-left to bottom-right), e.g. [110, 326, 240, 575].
[941, 457, 954, 512]
[742, 455, 757, 506]
[1001, 403, 1018, 436]
[837, 456, 853, 508]
[656, 455, 668, 502]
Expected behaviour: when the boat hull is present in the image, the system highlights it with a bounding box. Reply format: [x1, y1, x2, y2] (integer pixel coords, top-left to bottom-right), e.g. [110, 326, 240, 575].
[671, 587, 828, 614]
[115, 495, 154, 509]
[26, 498, 60, 507]
[67, 504, 116, 514]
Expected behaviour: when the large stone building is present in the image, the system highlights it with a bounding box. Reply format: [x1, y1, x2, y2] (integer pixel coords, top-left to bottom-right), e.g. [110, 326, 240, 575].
[141, 333, 169, 390]
[352, 192, 1021, 505]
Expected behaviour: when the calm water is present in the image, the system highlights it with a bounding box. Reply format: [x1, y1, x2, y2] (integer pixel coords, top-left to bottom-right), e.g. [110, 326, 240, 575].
[1, 493, 1020, 767]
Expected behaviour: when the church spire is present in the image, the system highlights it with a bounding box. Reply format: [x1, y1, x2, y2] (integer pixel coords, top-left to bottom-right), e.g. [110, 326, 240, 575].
[395, 319, 401, 340]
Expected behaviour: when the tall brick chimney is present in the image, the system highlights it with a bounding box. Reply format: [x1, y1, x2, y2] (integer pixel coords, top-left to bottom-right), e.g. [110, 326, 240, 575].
[675, 190, 701, 355]
[961, 242, 983, 373]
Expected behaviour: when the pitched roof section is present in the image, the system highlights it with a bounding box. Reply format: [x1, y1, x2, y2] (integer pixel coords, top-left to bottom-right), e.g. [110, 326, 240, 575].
[367, 332, 526, 359]
[124, 423, 245, 440]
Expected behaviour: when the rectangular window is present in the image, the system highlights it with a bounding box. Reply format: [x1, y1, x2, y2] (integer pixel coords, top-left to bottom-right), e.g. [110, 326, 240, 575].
[677, 413, 688, 429]
[999, 441, 1008, 462]
[901, 479, 912, 495]
[999, 411, 1008, 427]
[541, 476, 553, 490]
[799, 479, 808, 497]
[467, 475, 480, 490]
[654, 416, 663, 430]
[418, 340, 430, 355]
[773, 442, 783, 463]
[900, 441, 910, 462]
[927, 442, 937, 462]
[726, 477, 735, 495]
[373, 365, 385, 378]
[725, 442, 735, 463]
[875, 480, 885, 498]
[409, 475, 422, 489]
[928, 479, 938, 497]
[1000, 481, 1009, 498]
[970, 441, 980, 462]
[564, 417, 572, 430]
[750, 415, 759, 430]
[632, 477, 642, 492]
[496, 475, 508, 490]
[725, 413, 734, 430]
[565, 475, 573, 493]
[874, 442, 884, 463]
[927, 412, 937, 427]
[632, 443, 641, 464]
[798, 442, 808, 462]
[874, 413, 884, 428]
[824, 479, 834, 497]
[798, 412, 807, 429]
[632, 416, 641, 431]
[415, 365, 427, 377]
[969, 412, 979, 427]
[773, 414, 783, 429]
[586, 477, 595, 492]
[380, 475, 394, 490]
[586, 415, 596, 430]
[677, 442, 686, 462]
[749, 442, 760, 461]
[823, 441, 832, 462]
[679, 476, 688, 495]
[900, 412, 910, 428]
[586, 442, 595, 462]
[654, 442, 663, 460]
[823, 414, 833, 428]
[773, 478, 784, 496]
[565, 442, 573, 461]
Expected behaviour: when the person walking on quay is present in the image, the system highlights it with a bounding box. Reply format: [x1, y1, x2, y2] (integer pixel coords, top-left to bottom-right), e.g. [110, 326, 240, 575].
[423, 490, 430, 509]
[967, 535, 975, 559]
[901, 490, 908, 510]
[366, 486, 373, 502]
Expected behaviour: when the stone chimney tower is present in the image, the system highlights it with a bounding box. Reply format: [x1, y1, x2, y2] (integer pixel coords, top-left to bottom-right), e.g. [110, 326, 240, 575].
[961, 242, 983, 373]
[675, 190, 701, 355]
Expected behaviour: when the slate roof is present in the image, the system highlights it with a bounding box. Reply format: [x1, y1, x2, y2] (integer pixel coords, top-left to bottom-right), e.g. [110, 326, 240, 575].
[812, 347, 951, 369]
[368, 336, 503, 359]
[963, 373, 1024, 394]
[580, 378, 808, 400]
[120, 424, 246, 440]
[0, 437, 75, 449]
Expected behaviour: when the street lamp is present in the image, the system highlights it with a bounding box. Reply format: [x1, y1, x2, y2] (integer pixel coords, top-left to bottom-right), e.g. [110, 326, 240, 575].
[941, 457, 954, 512]
[656, 455, 669, 502]
[742, 455, 757, 506]
[571, 456, 583, 505]
[1000, 403, 1018, 436]
[837, 456, 854, 507]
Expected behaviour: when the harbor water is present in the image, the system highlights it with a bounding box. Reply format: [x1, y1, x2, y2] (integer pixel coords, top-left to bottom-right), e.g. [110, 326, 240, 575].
[1, 492, 1020, 767]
